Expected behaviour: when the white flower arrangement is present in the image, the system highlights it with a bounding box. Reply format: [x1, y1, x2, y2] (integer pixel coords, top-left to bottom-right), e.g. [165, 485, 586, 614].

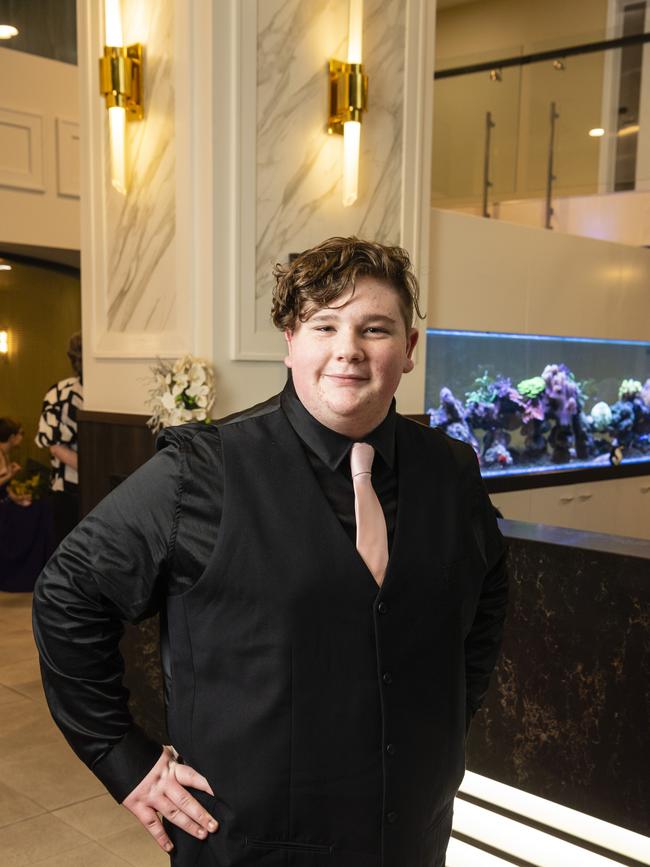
[146, 355, 216, 432]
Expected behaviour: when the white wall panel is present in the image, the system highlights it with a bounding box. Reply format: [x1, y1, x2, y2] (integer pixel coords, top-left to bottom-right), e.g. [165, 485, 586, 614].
[0, 108, 44, 192]
[0, 49, 79, 250]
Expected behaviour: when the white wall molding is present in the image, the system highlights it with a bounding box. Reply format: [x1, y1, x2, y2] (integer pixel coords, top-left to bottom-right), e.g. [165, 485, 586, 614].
[0, 107, 45, 193]
[55, 118, 80, 199]
[396, 0, 436, 412]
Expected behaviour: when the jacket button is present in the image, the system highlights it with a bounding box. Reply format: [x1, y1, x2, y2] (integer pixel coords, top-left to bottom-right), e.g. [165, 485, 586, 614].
[387, 811, 398, 824]
[382, 671, 393, 684]
[378, 602, 388, 614]
[386, 743, 395, 755]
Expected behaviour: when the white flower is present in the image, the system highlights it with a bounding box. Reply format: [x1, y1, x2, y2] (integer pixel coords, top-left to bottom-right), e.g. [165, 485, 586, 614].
[197, 394, 208, 408]
[161, 392, 177, 411]
[194, 409, 207, 421]
[190, 362, 206, 383]
[187, 380, 209, 398]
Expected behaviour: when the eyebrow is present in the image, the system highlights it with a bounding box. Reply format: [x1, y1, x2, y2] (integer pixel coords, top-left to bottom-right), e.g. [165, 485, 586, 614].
[309, 312, 398, 324]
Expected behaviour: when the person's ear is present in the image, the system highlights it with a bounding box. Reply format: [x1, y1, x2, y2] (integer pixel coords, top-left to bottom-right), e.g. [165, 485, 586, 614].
[283, 330, 293, 369]
[403, 327, 418, 373]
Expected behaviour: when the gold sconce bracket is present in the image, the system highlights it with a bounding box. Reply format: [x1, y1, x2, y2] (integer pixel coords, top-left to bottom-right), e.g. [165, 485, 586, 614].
[328, 59, 368, 135]
[99, 43, 144, 120]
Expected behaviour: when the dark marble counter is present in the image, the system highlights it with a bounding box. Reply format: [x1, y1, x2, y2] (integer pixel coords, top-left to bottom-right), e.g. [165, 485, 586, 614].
[466, 519, 650, 836]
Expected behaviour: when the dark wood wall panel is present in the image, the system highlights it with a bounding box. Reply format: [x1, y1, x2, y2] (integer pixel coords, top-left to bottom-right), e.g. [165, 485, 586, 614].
[77, 411, 157, 518]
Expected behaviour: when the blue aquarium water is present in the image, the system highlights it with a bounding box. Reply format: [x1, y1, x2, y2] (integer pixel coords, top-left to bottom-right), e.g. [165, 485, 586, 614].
[425, 329, 650, 477]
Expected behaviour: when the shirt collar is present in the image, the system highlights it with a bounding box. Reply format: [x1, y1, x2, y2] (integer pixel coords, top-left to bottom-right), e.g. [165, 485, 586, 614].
[280, 374, 396, 471]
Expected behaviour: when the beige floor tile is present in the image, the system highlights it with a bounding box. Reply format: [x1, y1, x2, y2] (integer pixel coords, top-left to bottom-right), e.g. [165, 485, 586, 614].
[0, 812, 89, 866]
[102, 825, 170, 867]
[0, 740, 105, 810]
[0, 717, 63, 766]
[0, 780, 45, 829]
[0, 684, 26, 706]
[0, 604, 34, 628]
[53, 793, 138, 841]
[30, 840, 130, 866]
[0, 655, 42, 688]
[0, 630, 38, 663]
[10, 678, 46, 703]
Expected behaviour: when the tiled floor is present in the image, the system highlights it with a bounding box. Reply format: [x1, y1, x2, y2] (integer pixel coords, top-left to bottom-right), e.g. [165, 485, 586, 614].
[0, 592, 168, 867]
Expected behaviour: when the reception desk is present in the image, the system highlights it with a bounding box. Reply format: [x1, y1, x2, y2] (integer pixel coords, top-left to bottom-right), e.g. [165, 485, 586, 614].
[467, 520, 650, 836]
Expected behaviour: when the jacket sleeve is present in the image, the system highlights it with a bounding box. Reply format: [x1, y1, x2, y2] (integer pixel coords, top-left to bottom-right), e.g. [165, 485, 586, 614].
[464, 457, 509, 729]
[32, 428, 188, 803]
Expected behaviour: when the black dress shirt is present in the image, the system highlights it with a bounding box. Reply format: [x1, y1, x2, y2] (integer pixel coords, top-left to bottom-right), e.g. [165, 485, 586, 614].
[33, 379, 398, 792]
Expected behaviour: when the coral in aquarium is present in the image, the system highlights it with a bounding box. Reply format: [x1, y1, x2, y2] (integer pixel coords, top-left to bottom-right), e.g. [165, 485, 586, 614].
[618, 379, 642, 401]
[429, 356, 650, 471]
[428, 387, 479, 453]
[590, 401, 612, 432]
[642, 379, 650, 407]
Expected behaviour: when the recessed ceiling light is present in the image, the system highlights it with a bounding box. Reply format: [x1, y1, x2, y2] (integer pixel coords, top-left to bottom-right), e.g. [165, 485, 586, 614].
[0, 25, 19, 39]
[0, 263, 12, 271]
[588, 128, 605, 137]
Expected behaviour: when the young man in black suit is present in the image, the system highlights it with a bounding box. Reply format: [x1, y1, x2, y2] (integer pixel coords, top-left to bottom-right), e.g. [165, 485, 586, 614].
[34, 237, 508, 866]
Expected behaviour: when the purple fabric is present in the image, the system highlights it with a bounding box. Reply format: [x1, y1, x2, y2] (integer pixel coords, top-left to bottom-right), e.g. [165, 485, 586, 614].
[0, 497, 56, 592]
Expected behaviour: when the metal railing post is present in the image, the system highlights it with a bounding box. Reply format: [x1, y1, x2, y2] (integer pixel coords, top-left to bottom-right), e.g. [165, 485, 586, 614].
[482, 110, 495, 218]
[545, 101, 559, 229]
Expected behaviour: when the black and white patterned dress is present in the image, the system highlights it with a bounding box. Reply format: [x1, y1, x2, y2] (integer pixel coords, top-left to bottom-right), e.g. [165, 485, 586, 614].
[35, 377, 84, 492]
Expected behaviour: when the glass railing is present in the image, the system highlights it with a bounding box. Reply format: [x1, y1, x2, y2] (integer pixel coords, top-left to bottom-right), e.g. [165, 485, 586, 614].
[431, 31, 650, 216]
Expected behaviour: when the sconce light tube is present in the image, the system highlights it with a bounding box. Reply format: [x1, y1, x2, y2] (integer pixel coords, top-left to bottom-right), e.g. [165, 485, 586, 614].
[347, 0, 363, 64]
[0, 330, 9, 355]
[343, 121, 360, 207]
[104, 0, 123, 46]
[328, 0, 366, 207]
[108, 106, 127, 193]
[343, 0, 363, 207]
[100, 0, 143, 194]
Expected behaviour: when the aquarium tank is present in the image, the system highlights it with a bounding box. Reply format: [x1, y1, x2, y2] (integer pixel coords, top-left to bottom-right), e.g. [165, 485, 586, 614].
[425, 329, 650, 477]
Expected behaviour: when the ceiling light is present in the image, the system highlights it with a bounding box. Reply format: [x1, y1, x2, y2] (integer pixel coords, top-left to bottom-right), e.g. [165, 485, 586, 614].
[0, 263, 12, 271]
[0, 25, 19, 39]
[588, 128, 605, 137]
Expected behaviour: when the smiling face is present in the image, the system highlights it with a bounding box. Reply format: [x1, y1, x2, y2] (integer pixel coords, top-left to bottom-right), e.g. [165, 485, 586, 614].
[284, 275, 418, 438]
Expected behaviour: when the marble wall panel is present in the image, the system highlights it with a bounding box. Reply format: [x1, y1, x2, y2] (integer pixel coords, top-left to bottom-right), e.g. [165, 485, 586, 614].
[104, 0, 176, 335]
[255, 0, 405, 333]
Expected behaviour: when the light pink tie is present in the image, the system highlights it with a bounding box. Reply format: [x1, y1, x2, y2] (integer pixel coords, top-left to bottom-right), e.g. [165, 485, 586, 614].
[350, 442, 389, 587]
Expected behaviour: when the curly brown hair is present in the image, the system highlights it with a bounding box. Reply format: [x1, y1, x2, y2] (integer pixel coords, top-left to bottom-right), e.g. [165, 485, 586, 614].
[271, 236, 424, 333]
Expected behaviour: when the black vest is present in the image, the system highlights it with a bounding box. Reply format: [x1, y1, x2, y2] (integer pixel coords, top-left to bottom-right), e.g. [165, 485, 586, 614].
[164, 396, 485, 866]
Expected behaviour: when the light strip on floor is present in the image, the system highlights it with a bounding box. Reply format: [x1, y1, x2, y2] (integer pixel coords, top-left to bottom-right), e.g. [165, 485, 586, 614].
[460, 771, 650, 865]
[453, 799, 627, 867]
[446, 835, 516, 866]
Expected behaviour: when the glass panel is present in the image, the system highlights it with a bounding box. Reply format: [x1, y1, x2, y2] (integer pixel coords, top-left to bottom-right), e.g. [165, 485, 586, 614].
[431, 27, 650, 208]
[520, 51, 606, 198]
[425, 329, 650, 477]
[431, 66, 521, 208]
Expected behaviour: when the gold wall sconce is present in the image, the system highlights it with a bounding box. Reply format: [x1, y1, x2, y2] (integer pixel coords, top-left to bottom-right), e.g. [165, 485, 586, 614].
[99, 0, 144, 193]
[328, 0, 368, 207]
[0, 329, 9, 357]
